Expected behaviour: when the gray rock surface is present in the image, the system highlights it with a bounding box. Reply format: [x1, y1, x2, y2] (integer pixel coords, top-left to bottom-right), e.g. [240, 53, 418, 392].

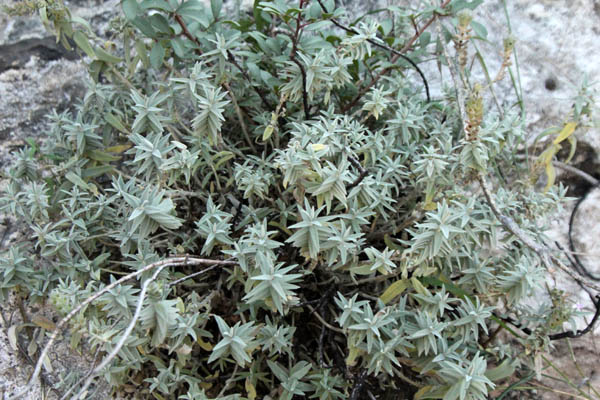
[475, 2, 600, 394]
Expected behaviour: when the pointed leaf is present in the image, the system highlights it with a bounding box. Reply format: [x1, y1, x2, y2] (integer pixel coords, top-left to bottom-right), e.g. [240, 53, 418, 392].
[150, 42, 165, 69]
[553, 121, 577, 145]
[544, 162, 556, 193]
[565, 135, 577, 164]
[105, 113, 129, 133]
[211, 0, 222, 19]
[81, 165, 114, 178]
[485, 358, 516, 382]
[65, 171, 90, 190]
[86, 149, 121, 162]
[122, 0, 141, 20]
[379, 279, 409, 305]
[94, 46, 122, 64]
[73, 31, 95, 58]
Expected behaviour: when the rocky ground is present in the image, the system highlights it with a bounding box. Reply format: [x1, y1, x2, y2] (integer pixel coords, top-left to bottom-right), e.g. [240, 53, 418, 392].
[475, 2, 600, 397]
[0, 0, 599, 398]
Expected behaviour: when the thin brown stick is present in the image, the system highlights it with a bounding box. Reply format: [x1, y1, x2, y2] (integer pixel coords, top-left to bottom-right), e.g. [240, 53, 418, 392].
[168, 263, 218, 287]
[344, 267, 403, 286]
[347, 155, 367, 189]
[217, 365, 239, 398]
[173, 13, 203, 55]
[306, 304, 345, 334]
[550, 160, 599, 186]
[226, 50, 273, 110]
[289, 0, 310, 120]
[514, 155, 599, 187]
[391, 366, 423, 388]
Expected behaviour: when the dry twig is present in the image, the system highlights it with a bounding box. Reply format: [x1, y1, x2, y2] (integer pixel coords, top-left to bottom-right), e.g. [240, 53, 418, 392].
[477, 173, 600, 293]
[6, 256, 236, 400]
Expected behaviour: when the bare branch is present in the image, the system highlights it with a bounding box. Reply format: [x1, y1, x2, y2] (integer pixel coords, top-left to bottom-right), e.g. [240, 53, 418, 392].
[306, 304, 345, 334]
[477, 173, 600, 293]
[347, 155, 368, 189]
[72, 260, 170, 399]
[6, 256, 236, 400]
[173, 13, 203, 55]
[226, 50, 273, 110]
[289, 1, 311, 120]
[551, 160, 599, 186]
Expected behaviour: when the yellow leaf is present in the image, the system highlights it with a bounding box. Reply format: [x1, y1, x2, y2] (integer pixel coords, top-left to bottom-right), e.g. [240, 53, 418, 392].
[552, 121, 576, 145]
[213, 151, 235, 169]
[346, 346, 361, 367]
[31, 314, 56, 331]
[423, 201, 437, 211]
[423, 184, 437, 210]
[245, 378, 257, 400]
[87, 149, 121, 162]
[89, 183, 99, 196]
[268, 221, 292, 236]
[376, 266, 391, 275]
[197, 338, 213, 351]
[350, 263, 376, 275]
[105, 144, 132, 153]
[310, 143, 327, 152]
[175, 297, 185, 314]
[533, 143, 560, 181]
[379, 279, 409, 305]
[7, 325, 19, 351]
[316, 193, 324, 209]
[264, 298, 277, 312]
[42, 354, 53, 373]
[414, 385, 433, 400]
[565, 135, 577, 164]
[411, 277, 429, 296]
[544, 162, 556, 193]
[262, 124, 274, 141]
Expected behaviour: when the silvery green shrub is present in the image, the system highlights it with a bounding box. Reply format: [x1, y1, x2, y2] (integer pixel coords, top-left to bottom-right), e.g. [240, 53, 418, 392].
[1, 0, 594, 398]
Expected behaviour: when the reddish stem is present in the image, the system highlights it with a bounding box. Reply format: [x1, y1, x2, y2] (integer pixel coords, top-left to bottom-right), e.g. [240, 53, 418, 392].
[174, 13, 203, 56]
